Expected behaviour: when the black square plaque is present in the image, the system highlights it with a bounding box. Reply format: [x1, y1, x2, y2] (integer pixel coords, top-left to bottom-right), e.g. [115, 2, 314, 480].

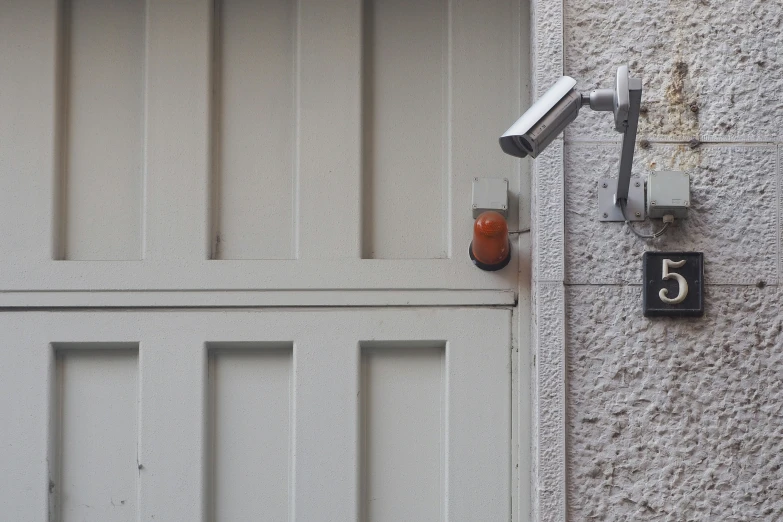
[642, 252, 704, 317]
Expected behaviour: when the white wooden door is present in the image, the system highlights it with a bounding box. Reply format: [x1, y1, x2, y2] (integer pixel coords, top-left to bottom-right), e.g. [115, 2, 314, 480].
[0, 0, 523, 298]
[0, 0, 528, 520]
[0, 309, 511, 521]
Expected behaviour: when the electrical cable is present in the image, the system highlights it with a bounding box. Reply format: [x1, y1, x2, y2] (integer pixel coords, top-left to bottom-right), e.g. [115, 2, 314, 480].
[619, 200, 671, 239]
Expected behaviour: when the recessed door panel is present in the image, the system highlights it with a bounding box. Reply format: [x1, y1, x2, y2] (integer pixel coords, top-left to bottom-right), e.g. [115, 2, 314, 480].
[208, 343, 293, 521]
[54, 344, 139, 522]
[360, 342, 445, 521]
[0, 309, 511, 521]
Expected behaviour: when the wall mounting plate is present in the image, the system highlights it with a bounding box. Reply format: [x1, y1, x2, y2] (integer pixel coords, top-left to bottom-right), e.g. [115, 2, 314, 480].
[598, 177, 645, 222]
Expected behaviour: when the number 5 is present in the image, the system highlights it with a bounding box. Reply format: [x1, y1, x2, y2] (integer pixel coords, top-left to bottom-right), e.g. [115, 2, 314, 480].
[659, 259, 688, 304]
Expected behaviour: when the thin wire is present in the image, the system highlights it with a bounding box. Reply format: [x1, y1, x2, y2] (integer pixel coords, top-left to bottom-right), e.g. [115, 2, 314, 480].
[619, 200, 670, 239]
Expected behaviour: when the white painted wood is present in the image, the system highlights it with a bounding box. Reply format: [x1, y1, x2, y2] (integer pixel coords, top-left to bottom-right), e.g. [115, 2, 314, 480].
[213, 0, 296, 260]
[0, 309, 511, 521]
[361, 343, 445, 521]
[0, 0, 59, 263]
[450, 0, 522, 267]
[0, 289, 515, 307]
[208, 344, 292, 521]
[0, 0, 522, 295]
[55, 345, 138, 522]
[0, 3, 529, 521]
[443, 311, 512, 520]
[296, 0, 363, 260]
[137, 327, 207, 521]
[62, 0, 145, 260]
[291, 331, 361, 520]
[143, 0, 212, 261]
[0, 259, 518, 292]
[0, 314, 51, 521]
[362, 0, 448, 259]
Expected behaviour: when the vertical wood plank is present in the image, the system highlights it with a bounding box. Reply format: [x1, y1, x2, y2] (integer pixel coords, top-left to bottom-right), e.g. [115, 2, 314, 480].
[137, 332, 207, 521]
[144, 0, 212, 261]
[446, 311, 511, 520]
[296, 0, 362, 259]
[361, 0, 448, 259]
[62, 0, 145, 260]
[213, 0, 296, 260]
[451, 0, 521, 262]
[0, 318, 50, 521]
[0, 1, 59, 263]
[292, 336, 360, 520]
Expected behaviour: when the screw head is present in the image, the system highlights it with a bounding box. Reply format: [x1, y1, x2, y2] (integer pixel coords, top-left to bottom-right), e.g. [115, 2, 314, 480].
[685, 201, 689, 206]
[651, 201, 656, 205]
[472, 204, 477, 209]
[635, 181, 641, 187]
[474, 177, 479, 182]
[602, 213, 608, 218]
[635, 212, 641, 217]
[602, 182, 608, 188]
[501, 205, 507, 210]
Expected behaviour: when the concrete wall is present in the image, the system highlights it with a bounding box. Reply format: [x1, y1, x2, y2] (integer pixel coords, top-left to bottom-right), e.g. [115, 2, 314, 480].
[531, 0, 783, 519]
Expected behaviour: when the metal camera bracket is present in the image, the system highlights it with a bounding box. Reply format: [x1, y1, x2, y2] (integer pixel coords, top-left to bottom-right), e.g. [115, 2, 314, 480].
[598, 176, 645, 222]
[588, 66, 645, 222]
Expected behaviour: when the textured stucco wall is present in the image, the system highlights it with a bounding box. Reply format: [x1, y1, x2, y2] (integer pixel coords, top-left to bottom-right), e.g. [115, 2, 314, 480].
[531, 0, 783, 520]
[568, 287, 783, 520]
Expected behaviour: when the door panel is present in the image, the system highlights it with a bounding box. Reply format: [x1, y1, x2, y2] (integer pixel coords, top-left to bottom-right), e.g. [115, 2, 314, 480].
[0, 0, 522, 294]
[361, 0, 448, 260]
[61, 0, 146, 261]
[213, 0, 297, 260]
[0, 309, 511, 521]
[56, 346, 139, 522]
[360, 343, 445, 521]
[208, 344, 293, 521]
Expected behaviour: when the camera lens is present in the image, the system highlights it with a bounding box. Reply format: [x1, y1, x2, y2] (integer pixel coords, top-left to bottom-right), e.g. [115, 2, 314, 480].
[518, 136, 534, 154]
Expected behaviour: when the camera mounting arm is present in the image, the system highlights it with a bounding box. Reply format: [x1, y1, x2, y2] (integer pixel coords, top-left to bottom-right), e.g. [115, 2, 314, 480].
[614, 75, 642, 205]
[581, 66, 643, 206]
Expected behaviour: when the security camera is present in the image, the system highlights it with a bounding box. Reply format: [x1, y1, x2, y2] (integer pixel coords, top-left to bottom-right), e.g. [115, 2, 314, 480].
[500, 77, 580, 159]
[500, 65, 637, 159]
[500, 66, 645, 224]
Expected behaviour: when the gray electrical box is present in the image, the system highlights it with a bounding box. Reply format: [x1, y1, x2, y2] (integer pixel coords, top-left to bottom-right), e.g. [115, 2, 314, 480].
[471, 178, 509, 218]
[647, 171, 690, 219]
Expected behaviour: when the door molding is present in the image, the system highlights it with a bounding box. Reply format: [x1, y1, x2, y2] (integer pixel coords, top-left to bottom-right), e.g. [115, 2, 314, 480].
[0, 289, 516, 308]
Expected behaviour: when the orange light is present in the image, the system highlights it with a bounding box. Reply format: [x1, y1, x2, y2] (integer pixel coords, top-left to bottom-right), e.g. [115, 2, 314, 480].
[469, 211, 511, 271]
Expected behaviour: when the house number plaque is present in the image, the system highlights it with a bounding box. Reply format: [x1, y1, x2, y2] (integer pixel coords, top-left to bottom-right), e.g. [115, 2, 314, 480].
[642, 252, 704, 317]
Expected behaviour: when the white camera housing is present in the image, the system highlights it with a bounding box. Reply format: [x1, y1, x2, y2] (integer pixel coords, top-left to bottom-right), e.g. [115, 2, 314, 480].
[499, 77, 580, 159]
[500, 66, 638, 159]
